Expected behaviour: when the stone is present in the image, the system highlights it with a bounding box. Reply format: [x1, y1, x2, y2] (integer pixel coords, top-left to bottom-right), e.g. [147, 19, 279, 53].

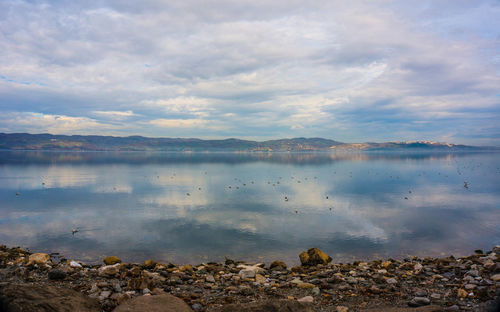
[70, 260, 82, 268]
[27, 253, 50, 266]
[311, 287, 320, 296]
[414, 263, 423, 273]
[113, 294, 192, 312]
[103, 256, 121, 265]
[336, 306, 349, 312]
[0, 283, 100, 312]
[205, 274, 216, 283]
[297, 282, 315, 289]
[299, 248, 332, 266]
[464, 283, 476, 290]
[457, 288, 468, 298]
[297, 296, 314, 303]
[192, 303, 203, 311]
[430, 293, 441, 300]
[99, 290, 111, 300]
[239, 269, 256, 279]
[255, 274, 266, 283]
[216, 299, 312, 312]
[143, 259, 156, 269]
[270, 260, 287, 270]
[180, 264, 193, 272]
[98, 264, 120, 276]
[386, 277, 397, 284]
[47, 269, 66, 280]
[491, 274, 500, 282]
[408, 297, 431, 307]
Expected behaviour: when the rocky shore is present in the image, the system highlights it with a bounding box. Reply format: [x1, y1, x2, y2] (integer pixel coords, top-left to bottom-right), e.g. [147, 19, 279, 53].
[1, 245, 499, 312]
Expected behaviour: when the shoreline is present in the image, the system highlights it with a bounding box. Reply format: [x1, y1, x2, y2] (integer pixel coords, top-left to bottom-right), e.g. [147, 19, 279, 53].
[1, 245, 499, 312]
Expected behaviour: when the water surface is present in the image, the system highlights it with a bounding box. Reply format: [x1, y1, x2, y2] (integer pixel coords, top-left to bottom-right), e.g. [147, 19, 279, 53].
[0, 151, 499, 265]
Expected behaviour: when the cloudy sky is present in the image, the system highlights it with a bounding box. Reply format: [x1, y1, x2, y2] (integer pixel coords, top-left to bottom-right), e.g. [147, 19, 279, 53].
[0, 0, 499, 144]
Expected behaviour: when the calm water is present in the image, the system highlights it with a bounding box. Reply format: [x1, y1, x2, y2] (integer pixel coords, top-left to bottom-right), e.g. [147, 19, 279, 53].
[0, 151, 499, 265]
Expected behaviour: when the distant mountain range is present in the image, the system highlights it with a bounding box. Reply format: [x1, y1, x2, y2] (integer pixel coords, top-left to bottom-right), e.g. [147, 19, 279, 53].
[0, 133, 495, 152]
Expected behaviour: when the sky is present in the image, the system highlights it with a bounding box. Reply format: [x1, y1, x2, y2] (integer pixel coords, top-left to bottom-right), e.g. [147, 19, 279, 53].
[0, 0, 499, 145]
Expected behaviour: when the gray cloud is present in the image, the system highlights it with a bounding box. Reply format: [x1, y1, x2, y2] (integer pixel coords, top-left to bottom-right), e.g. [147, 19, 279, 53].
[0, 0, 499, 144]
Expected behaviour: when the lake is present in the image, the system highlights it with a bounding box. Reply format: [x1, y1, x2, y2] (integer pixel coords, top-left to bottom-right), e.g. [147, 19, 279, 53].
[0, 151, 499, 265]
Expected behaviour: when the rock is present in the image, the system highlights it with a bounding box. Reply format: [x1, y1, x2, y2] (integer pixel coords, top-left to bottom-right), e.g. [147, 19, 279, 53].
[99, 290, 111, 300]
[239, 269, 256, 279]
[216, 299, 312, 312]
[297, 282, 315, 289]
[414, 263, 423, 273]
[457, 288, 468, 298]
[27, 253, 50, 266]
[143, 259, 156, 269]
[103, 256, 121, 265]
[180, 264, 193, 272]
[205, 274, 216, 283]
[408, 297, 431, 307]
[491, 274, 500, 282]
[336, 306, 349, 312]
[69, 260, 82, 268]
[297, 296, 314, 303]
[493, 246, 500, 254]
[311, 287, 320, 296]
[430, 293, 441, 300]
[464, 283, 476, 290]
[270, 260, 287, 270]
[255, 274, 266, 283]
[299, 248, 332, 266]
[47, 269, 66, 280]
[0, 283, 100, 312]
[98, 264, 120, 276]
[386, 277, 397, 284]
[127, 277, 152, 290]
[113, 293, 192, 312]
[192, 303, 203, 311]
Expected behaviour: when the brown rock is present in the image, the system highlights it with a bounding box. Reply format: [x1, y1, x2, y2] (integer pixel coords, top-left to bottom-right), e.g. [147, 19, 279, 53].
[270, 260, 287, 270]
[113, 294, 192, 312]
[27, 253, 50, 266]
[215, 299, 312, 312]
[0, 283, 100, 312]
[103, 256, 121, 265]
[299, 248, 332, 266]
[143, 259, 156, 269]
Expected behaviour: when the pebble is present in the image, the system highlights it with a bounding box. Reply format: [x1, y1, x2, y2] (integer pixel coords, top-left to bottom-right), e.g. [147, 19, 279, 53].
[192, 303, 203, 311]
[297, 296, 314, 303]
[238, 269, 255, 279]
[336, 306, 349, 312]
[69, 261, 82, 268]
[430, 293, 441, 300]
[408, 297, 430, 307]
[491, 274, 500, 282]
[205, 274, 215, 283]
[386, 277, 397, 284]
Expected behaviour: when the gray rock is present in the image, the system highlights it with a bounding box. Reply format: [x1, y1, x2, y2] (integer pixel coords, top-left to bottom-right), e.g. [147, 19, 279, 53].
[47, 269, 66, 280]
[408, 297, 431, 307]
[386, 278, 397, 284]
[192, 303, 203, 311]
[430, 293, 441, 300]
[205, 274, 216, 283]
[0, 283, 100, 312]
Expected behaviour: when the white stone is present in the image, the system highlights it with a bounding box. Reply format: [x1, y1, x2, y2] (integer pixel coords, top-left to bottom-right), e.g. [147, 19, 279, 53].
[297, 296, 314, 303]
[238, 269, 255, 279]
[69, 261, 82, 268]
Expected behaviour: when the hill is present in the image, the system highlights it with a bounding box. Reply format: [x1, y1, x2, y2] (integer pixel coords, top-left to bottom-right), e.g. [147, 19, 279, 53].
[0, 133, 493, 151]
